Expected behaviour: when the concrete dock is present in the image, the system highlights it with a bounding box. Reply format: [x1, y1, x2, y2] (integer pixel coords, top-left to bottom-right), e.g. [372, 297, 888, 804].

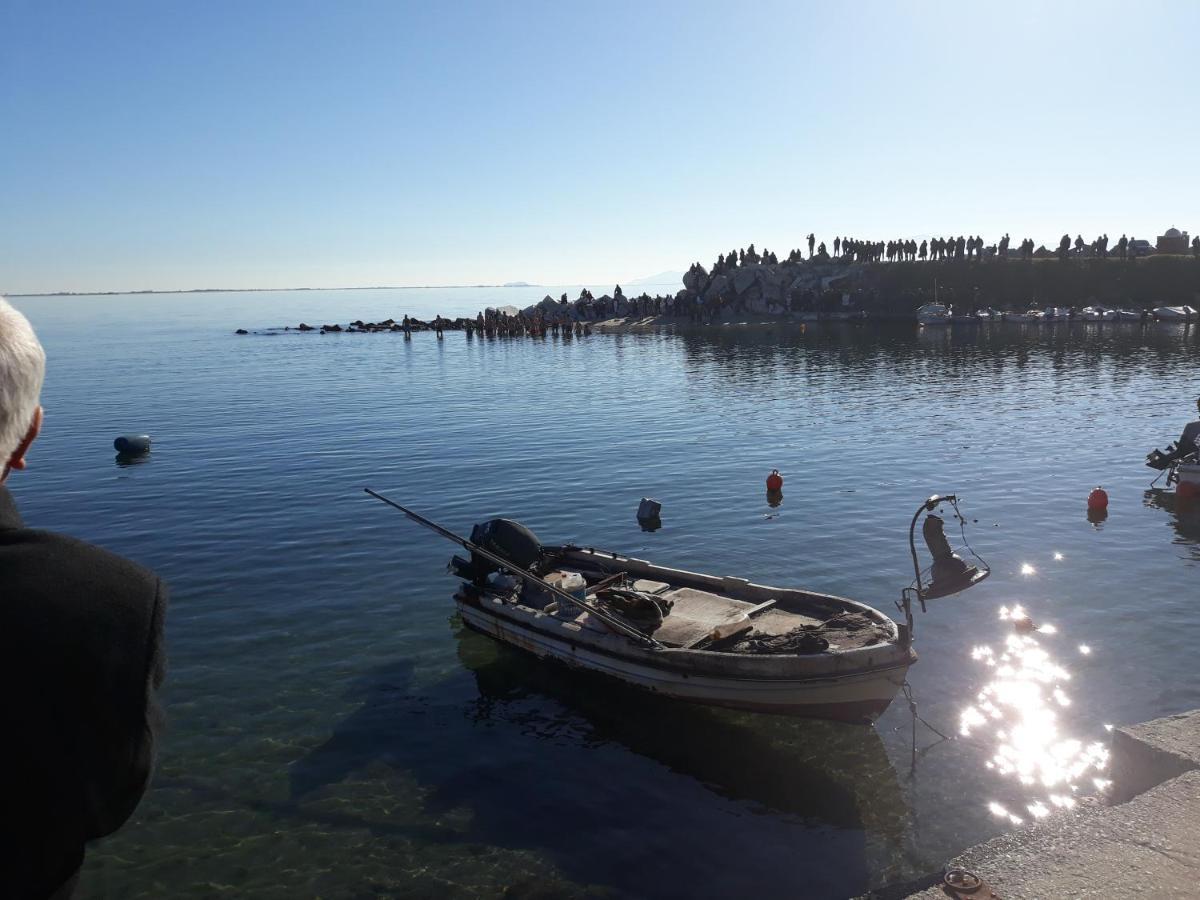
[869, 709, 1200, 899]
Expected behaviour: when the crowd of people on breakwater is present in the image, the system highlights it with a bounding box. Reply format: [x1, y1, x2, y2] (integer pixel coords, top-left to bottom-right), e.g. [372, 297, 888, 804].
[246, 229, 1200, 336]
[693, 231, 1200, 270]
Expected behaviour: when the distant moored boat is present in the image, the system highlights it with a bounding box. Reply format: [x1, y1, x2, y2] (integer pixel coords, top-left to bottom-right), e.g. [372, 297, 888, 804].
[916, 303, 951, 325]
[1006, 309, 1044, 323]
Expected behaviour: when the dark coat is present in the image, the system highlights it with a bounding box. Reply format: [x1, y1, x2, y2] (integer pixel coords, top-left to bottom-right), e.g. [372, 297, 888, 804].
[1180, 420, 1200, 455]
[0, 486, 167, 899]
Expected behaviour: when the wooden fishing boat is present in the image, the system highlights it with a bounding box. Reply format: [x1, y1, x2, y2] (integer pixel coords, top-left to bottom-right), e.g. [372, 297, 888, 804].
[456, 546, 913, 723]
[366, 491, 988, 725]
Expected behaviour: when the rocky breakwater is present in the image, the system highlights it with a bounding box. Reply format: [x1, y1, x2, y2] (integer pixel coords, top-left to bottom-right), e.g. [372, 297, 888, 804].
[679, 258, 862, 316]
[296, 317, 475, 334]
[502, 259, 865, 327]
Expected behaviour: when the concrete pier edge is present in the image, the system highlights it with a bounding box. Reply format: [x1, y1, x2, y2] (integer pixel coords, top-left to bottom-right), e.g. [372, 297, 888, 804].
[859, 708, 1200, 899]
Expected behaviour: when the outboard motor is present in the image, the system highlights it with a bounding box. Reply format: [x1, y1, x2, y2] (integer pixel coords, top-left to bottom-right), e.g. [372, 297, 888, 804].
[450, 518, 542, 584]
[1147, 442, 1198, 470]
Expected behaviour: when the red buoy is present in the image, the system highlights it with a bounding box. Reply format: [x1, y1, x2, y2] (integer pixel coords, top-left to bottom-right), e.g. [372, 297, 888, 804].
[766, 469, 783, 492]
[1087, 487, 1108, 511]
[1179, 481, 1200, 501]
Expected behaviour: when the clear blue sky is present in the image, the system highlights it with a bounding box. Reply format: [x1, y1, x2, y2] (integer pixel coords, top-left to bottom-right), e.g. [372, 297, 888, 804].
[2, 0, 1197, 294]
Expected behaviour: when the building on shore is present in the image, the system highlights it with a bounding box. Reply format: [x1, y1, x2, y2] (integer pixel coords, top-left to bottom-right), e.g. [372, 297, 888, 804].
[1157, 227, 1190, 254]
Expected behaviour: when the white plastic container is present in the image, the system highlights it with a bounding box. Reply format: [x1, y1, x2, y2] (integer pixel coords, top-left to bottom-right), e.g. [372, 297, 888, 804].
[544, 570, 587, 618]
[545, 570, 586, 599]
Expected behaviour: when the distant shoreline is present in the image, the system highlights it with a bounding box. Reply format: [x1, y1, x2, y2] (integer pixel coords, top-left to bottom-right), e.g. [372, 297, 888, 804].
[4, 283, 544, 299]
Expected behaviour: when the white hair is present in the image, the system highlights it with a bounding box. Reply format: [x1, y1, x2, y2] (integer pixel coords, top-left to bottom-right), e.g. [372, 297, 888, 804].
[0, 296, 46, 465]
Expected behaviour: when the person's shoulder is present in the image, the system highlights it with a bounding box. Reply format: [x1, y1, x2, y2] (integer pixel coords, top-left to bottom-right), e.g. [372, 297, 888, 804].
[10, 527, 161, 597]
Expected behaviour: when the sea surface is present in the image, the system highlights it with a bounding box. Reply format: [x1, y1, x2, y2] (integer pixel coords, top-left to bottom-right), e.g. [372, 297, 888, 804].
[9, 286, 1200, 899]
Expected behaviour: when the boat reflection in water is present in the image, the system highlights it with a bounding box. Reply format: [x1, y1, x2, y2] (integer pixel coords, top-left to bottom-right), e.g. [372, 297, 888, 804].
[960, 605, 1110, 826]
[1143, 489, 1200, 558]
[451, 624, 917, 894]
[287, 621, 919, 898]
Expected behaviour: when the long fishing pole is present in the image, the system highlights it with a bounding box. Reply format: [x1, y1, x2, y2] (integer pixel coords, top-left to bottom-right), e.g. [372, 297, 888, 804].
[363, 488, 662, 649]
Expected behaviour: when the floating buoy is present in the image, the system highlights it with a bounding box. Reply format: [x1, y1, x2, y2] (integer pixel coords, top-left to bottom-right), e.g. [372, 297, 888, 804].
[766, 469, 784, 492]
[1087, 487, 1108, 511]
[636, 498, 662, 521]
[114, 434, 151, 456]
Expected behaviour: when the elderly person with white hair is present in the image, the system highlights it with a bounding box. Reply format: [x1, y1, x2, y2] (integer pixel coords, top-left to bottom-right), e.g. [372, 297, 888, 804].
[0, 296, 167, 900]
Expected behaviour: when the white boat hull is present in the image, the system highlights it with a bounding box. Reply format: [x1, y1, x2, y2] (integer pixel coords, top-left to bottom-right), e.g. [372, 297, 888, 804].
[1154, 306, 1198, 321]
[456, 597, 913, 723]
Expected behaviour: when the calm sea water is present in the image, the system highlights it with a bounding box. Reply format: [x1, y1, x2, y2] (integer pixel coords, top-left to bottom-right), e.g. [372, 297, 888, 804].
[8, 287, 1200, 899]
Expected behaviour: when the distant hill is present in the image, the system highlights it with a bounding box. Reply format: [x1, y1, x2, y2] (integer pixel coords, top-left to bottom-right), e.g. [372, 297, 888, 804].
[502, 281, 538, 288]
[626, 270, 683, 286]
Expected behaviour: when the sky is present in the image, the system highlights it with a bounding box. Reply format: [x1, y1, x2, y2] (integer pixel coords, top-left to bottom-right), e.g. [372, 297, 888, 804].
[2, 0, 1198, 294]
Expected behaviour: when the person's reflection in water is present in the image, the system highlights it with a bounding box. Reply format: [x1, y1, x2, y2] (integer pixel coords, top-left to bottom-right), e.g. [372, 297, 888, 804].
[289, 625, 916, 898]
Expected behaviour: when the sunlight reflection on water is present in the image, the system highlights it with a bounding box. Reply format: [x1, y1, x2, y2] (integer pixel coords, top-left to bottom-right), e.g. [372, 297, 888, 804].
[962, 603, 1110, 826]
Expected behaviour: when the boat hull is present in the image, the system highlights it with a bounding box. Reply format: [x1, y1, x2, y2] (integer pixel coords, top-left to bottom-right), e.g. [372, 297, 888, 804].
[1178, 463, 1200, 487]
[457, 598, 912, 724]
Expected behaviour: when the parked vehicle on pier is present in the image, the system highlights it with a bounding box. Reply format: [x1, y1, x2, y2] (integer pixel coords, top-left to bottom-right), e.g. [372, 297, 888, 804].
[1153, 306, 1197, 322]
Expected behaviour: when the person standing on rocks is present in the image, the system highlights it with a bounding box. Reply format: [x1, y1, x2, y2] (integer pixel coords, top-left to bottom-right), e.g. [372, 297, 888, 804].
[807, 233, 815, 258]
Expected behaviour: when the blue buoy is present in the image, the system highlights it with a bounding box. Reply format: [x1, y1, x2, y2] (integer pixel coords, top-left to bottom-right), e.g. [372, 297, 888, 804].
[114, 434, 151, 455]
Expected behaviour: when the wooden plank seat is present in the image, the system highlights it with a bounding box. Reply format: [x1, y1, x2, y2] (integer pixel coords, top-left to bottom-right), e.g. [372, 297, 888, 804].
[651, 587, 757, 648]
